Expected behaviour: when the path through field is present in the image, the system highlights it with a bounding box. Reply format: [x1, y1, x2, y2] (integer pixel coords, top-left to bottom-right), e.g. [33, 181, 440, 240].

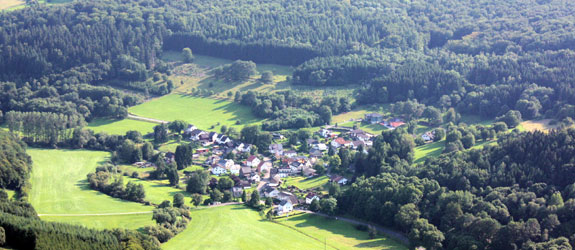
[127, 113, 168, 124]
[38, 211, 153, 216]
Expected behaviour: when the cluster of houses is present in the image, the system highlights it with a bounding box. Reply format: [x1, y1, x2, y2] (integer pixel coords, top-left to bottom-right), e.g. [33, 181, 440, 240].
[364, 113, 406, 130]
[175, 124, 369, 214]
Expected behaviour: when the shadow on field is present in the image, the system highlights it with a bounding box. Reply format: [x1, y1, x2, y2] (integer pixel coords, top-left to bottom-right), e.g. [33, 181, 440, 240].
[287, 214, 399, 249]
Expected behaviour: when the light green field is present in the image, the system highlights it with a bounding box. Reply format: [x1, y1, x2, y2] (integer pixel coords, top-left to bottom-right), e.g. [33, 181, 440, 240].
[4, 189, 16, 200]
[87, 118, 157, 135]
[163, 205, 327, 250]
[123, 177, 192, 205]
[279, 213, 407, 250]
[413, 141, 444, 163]
[283, 176, 329, 190]
[129, 94, 262, 131]
[332, 105, 390, 125]
[42, 213, 153, 230]
[28, 148, 154, 229]
[1, 0, 71, 11]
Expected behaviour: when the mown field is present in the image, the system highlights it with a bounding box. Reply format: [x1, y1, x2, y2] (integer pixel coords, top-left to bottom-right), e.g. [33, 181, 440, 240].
[0, 0, 71, 11]
[28, 148, 154, 229]
[283, 176, 329, 190]
[129, 94, 262, 131]
[163, 205, 404, 250]
[87, 118, 157, 135]
[279, 213, 407, 250]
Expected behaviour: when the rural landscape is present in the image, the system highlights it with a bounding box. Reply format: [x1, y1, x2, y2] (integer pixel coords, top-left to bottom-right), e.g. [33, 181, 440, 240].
[1, 0, 575, 249]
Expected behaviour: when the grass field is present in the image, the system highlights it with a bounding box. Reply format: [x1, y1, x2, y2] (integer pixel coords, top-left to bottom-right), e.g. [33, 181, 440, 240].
[279, 213, 407, 250]
[28, 148, 154, 229]
[87, 118, 157, 135]
[123, 177, 192, 205]
[129, 94, 262, 131]
[520, 119, 559, 132]
[41, 213, 153, 230]
[283, 176, 329, 190]
[413, 141, 444, 163]
[0, 0, 24, 10]
[163, 205, 329, 250]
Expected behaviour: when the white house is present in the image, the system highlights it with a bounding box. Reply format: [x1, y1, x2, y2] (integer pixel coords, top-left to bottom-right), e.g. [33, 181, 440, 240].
[189, 129, 206, 141]
[422, 131, 435, 141]
[211, 166, 227, 176]
[216, 134, 232, 144]
[269, 143, 283, 155]
[235, 143, 251, 153]
[257, 161, 272, 174]
[284, 150, 297, 157]
[277, 200, 293, 215]
[246, 155, 261, 167]
[230, 164, 241, 175]
[331, 137, 351, 148]
[184, 124, 198, 134]
[330, 175, 348, 185]
[318, 129, 332, 138]
[305, 193, 320, 204]
[314, 143, 328, 151]
[250, 173, 261, 183]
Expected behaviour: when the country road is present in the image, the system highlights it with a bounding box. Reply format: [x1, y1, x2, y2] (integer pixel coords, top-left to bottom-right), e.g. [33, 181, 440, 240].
[37, 211, 153, 217]
[127, 114, 168, 124]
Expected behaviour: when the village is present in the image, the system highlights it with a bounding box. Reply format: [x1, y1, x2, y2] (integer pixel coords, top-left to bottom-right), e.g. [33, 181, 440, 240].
[133, 113, 438, 216]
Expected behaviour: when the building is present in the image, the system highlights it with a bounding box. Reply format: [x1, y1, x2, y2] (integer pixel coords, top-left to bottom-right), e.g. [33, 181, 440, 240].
[422, 131, 435, 141]
[211, 166, 227, 176]
[246, 155, 261, 167]
[240, 166, 252, 178]
[276, 200, 293, 215]
[331, 137, 351, 148]
[364, 113, 383, 124]
[250, 173, 261, 183]
[330, 175, 348, 185]
[269, 143, 284, 155]
[284, 150, 297, 157]
[305, 193, 319, 204]
[230, 164, 241, 175]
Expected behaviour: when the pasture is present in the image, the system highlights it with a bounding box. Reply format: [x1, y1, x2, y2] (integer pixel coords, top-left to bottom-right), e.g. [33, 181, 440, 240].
[163, 205, 326, 250]
[129, 94, 261, 130]
[87, 118, 157, 135]
[0, 0, 24, 10]
[283, 176, 329, 190]
[279, 213, 407, 250]
[520, 119, 559, 132]
[123, 177, 192, 205]
[413, 141, 444, 163]
[28, 148, 154, 229]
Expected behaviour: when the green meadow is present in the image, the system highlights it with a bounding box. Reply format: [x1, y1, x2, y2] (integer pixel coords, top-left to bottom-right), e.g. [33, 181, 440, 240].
[87, 118, 157, 135]
[413, 141, 445, 164]
[279, 213, 408, 250]
[28, 148, 154, 229]
[163, 205, 326, 250]
[283, 176, 329, 190]
[129, 94, 262, 131]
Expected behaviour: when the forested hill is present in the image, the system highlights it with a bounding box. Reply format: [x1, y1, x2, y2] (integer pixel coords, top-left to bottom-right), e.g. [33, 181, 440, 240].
[339, 128, 575, 249]
[1, 0, 574, 122]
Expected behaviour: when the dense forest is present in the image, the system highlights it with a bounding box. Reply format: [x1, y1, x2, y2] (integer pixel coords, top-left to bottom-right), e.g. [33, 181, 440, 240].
[338, 128, 575, 249]
[0, 131, 32, 192]
[1, 0, 574, 124]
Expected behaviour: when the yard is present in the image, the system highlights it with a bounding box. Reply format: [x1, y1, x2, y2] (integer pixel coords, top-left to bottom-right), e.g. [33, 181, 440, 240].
[28, 148, 154, 229]
[282, 176, 329, 190]
[87, 118, 157, 135]
[279, 213, 407, 250]
[129, 94, 262, 131]
[413, 141, 444, 163]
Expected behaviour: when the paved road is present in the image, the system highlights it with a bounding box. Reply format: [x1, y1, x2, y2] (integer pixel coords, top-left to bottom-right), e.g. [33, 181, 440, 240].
[38, 211, 153, 217]
[295, 209, 409, 245]
[127, 114, 168, 124]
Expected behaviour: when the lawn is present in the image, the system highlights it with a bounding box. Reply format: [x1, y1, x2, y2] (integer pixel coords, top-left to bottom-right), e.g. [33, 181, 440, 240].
[129, 94, 262, 131]
[413, 141, 444, 163]
[0, 0, 24, 10]
[87, 118, 157, 135]
[163, 205, 326, 250]
[520, 119, 559, 133]
[123, 177, 192, 205]
[332, 105, 391, 125]
[28, 148, 154, 229]
[283, 176, 329, 190]
[279, 213, 407, 250]
[41, 213, 154, 230]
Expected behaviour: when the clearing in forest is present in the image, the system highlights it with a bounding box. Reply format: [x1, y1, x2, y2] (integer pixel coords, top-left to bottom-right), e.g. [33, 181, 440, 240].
[520, 119, 559, 132]
[129, 94, 262, 131]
